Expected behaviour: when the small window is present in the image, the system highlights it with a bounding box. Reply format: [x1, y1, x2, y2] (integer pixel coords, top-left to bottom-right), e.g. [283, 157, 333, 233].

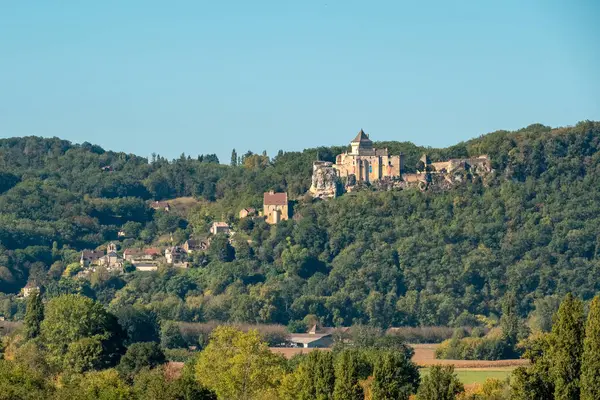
[369, 166, 372, 173]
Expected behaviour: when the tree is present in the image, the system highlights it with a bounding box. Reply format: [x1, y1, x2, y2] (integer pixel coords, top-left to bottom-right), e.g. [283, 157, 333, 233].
[117, 342, 165, 378]
[209, 234, 235, 262]
[160, 321, 185, 349]
[113, 305, 160, 345]
[295, 350, 335, 400]
[195, 326, 285, 400]
[56, 368, 132, 399]
[416, 365, 463, 400]
[550, 293, 585, 400]
[510, 333, 554, 400]
[231, 149, 238, 167]
[23, 289, 43, 340]
[0, 359, 52, 400]
[40, 295, 125, 371]
[500, 291, 519, 348]
[581, 295, 600, 400]
[371, 351, 420, 400]
[333, 350, 364, 400]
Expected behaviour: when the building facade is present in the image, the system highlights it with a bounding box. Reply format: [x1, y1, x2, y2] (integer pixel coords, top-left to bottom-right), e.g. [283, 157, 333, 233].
[334, 130, 404, 183]
[263, 191, 289, 224]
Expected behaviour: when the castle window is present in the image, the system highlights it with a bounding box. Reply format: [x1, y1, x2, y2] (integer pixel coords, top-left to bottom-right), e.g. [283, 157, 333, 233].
[369, 166, 372, 173]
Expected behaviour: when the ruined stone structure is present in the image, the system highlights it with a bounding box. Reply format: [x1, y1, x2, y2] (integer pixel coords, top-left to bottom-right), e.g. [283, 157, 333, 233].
[334, 130, 404, 185]
[309, 161, 339, 199]
[430, 155, 491, 174]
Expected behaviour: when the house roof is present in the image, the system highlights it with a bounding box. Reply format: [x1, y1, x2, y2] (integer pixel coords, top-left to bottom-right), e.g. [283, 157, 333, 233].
[82, 250, 104, 260]
[241, 207, 256, 213]
[351, 129, 372, 143]
[264, 192, 288, 206]
[150, 201, 170, 208]
[123, 248, 143, 256]
[288, 333, 332, 345]
[144, 248, 161, 256]
[212, 222, 229, 228]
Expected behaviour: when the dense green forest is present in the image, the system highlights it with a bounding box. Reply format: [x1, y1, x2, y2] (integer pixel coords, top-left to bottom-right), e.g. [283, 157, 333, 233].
[0, 121, 599, 330]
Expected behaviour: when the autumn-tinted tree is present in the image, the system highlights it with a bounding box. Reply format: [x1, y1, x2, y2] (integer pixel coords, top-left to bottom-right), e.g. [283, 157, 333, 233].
[581, 295, 600, 400]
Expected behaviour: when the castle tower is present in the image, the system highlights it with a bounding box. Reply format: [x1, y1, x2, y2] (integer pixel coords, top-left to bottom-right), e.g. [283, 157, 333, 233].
[350, 129, 373, 155]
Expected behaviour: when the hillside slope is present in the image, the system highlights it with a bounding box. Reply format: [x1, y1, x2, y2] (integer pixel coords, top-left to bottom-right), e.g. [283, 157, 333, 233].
[0, 121, 599, 328]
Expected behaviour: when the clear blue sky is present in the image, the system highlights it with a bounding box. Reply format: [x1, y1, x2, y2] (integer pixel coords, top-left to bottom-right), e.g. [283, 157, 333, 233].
[1, 1, 599, 162]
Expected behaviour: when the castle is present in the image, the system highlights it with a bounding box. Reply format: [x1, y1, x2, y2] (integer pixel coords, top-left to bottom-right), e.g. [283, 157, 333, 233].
[309, 129, 492, 198]
[333, 130, 404, 183]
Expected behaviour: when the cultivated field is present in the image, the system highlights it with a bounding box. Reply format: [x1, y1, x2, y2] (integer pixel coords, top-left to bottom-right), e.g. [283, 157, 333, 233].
[410, 343, 529, 368]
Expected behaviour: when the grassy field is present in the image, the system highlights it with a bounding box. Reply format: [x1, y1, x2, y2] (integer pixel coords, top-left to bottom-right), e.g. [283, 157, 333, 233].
[420, 367, 514, 385]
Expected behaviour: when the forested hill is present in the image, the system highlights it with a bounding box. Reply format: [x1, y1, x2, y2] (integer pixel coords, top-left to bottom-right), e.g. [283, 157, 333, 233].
[0, 121, 599, 328]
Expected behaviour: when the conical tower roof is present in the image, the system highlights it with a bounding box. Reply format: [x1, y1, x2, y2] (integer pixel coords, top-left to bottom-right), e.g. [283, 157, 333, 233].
[351, 129, 372, 143]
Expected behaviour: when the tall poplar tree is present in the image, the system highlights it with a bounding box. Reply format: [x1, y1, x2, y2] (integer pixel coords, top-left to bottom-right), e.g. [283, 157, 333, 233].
[24, 288, 43, 340]
[333, 350, 364, 400]
[230, 149, 238, 166]
[550, 293, 585, 400]
[581, 295, 600, 400]
[296, 350, 335, 400]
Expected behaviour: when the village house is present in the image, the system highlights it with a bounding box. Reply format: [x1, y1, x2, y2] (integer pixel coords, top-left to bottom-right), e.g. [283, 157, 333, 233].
[210, 222, 231, 235]
[122, 248, 162, 271]
[238, 207, 256, 219]
[80, 250, 105, 268]
[165, 246, 188, 268]
[183, 239, 209, 253]
[150, 201, 171, 212]
[123, 248, 161, 262]
[334, 130, 404, 184]
[80, 243, 123, 271]
[263, 191, 289, 224]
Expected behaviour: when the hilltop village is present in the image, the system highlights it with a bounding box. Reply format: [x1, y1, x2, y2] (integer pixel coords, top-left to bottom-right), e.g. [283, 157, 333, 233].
[49, 129, 495, 279]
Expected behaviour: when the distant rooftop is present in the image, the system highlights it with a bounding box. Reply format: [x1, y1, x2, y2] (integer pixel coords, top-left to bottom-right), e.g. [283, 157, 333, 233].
[264, 191, 288, 206]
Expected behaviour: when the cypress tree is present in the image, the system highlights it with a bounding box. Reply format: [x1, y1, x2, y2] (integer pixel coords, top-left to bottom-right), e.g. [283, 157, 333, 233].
[371, 351, 420, 400]
[550, 293, 585, 400]
[230, 149, 238, 166]
[333, 350, 364, 400]
[581, 295, 600, 400]
[24, 289, 44, 340]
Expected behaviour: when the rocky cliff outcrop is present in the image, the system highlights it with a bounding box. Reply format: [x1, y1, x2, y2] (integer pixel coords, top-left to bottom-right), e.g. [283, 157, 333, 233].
[309, 161, 339, 199]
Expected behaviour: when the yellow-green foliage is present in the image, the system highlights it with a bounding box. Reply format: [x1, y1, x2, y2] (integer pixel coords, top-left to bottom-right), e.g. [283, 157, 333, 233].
[195, 326, 286, 400]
